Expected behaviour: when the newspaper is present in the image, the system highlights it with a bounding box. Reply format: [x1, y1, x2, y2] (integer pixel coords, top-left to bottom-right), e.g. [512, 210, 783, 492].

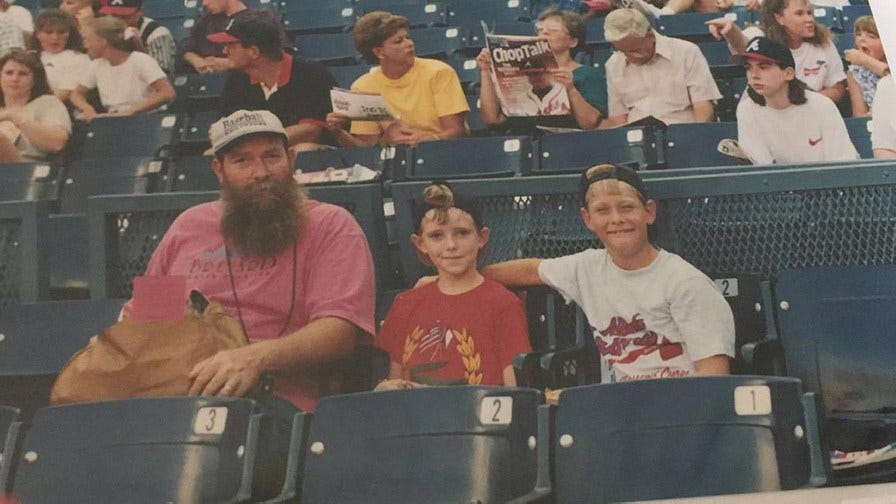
[330, 87, 395, 121]
[483, 22, 570, 117]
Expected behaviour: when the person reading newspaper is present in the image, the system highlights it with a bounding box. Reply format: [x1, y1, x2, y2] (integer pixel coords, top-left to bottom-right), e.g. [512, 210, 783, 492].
[324, 11, 468, 147]
[478, 8, 607, 133]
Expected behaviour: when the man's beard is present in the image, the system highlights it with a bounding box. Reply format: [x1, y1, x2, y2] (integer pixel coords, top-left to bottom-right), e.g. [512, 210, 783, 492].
[221, 176, 305, 257]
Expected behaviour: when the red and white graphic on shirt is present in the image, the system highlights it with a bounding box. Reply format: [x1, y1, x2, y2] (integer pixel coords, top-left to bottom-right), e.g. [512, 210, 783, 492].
[593, 313, 687, 381]
[401, 324, 482, 386]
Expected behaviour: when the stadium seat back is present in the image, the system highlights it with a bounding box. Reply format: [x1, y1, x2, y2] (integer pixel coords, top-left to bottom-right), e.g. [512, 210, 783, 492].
[281, 6, 357, 34]
[168, 72, 229, 113]
[77, 114, 177, 160]
[401, 136, 533, 179]
[295, 32, 361, 64]
[844, 116, 873, 159]
[537, 127, 658, 172]
[358, 2, 447, 27]
[301, 387, 541, 503]
[834, 32, 856, 54]
[0, 299, 124, 418]
[59, 157, 164, 214]
[0, 200, 51, 306]
[657, 12, 743, 41]
[177, 110, 222, 147]
[446, 0, 529, 31]
[465, 94, 488, 134]
[811, 6, 842, 32]
[409, 26, 462, 59]
[168, 155, 219, 192]
[328, 63, 373, 88]
[663, 122, 742, 169]
[5, 398, 259, 502]
[448, 54, 481, 93]
[840, 4, 872, 34]
[155, 16, 196, 46]
[141, 0, 201, 19]
[554, 376, 823, 502]
[0, 162, 63, 203]
[775, 266, 896, 450]
[583, 16, 606, 46]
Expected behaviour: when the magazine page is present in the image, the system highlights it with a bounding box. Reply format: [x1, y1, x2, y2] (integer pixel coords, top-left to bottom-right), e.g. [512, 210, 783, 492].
[330, 87, 395, 121]
[484, 23, 570, 117]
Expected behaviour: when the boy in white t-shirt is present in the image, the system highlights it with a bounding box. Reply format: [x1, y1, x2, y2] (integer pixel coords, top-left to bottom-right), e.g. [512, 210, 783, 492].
[735, 36, 859, 164]
[479, 164, 735, 384]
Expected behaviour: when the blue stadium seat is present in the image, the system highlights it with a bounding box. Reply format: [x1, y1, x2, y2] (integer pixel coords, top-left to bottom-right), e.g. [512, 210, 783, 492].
[281, 6, 357, 34]
[357, 1, 448, 27]
[811, 5, 843, 32]
[583, 16, 606, 46]
[663, 122, 742, 169]
[295, 32, 362, 65]
[59, 157, 165, 214]
[553, 376, 829, 502]
[167, 155, 218, 192]
[0, 299, 123, 418]
[700, 40, 742, 77]
[835, 32, 856, 54]
[301, 387, 544, 503]
[276, 0, 350, 10]
[840, 4, 872, 34]
[0, 162, 63, 203]
[294, 145, 385, 173]
[141, 0, 201, 19]
[491, 21, 536, 37]
[328, 63, 373, 88]
[536, 127, 660, 172]
[1, 397, 307, 503]
[465, 94, 488, 134]
[399, 136, 533, 180]
[448, 54, 481, 93]
[845, 116, 873, 159]
[767, 265, 896, 482]
[657, 12, 744, 42]
[0, 200, 51, 306]
[446, 0, 530, 31]
[245, 0, 280, 10]
[168, 72, 229, 113]
[0, 406, 18, 455]
[588, 47, 614, 71]
[409, 26, 463, 59]
[47, 214, 90, 298]
[177, 110, 221, 147]
[77, 114, 178, 159]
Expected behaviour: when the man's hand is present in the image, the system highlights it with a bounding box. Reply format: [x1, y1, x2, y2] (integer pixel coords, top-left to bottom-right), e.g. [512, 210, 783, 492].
[325, 112, 351, 131]
[705, 17, 735, 41]
[189, 346, 266, 397]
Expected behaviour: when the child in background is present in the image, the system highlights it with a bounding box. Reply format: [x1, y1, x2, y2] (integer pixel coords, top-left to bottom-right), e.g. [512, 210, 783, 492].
[476, 164, 735, 384]
[376, 182, 531, 390]
[68, 16, 174, 120]
[844, 16, 889, 117]
[707, 0, 846, 103]
[736, 37, 859, 164]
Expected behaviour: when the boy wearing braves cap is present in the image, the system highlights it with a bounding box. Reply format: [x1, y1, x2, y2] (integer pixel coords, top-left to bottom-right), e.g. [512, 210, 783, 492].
[736, 36, 859, 164]
[472, 164, 735, 385]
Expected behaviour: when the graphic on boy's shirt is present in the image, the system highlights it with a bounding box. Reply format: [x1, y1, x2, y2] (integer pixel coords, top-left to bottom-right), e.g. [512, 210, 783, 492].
[593, 314, 685, 380]
[401, 324, 482, 385]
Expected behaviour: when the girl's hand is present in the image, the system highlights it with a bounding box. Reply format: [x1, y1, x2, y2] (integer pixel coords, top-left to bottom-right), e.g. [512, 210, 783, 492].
[844, 48, 869, 67]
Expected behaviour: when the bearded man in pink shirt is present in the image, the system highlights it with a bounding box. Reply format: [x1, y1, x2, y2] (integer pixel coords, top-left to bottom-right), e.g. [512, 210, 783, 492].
[124, 109, 376, 411]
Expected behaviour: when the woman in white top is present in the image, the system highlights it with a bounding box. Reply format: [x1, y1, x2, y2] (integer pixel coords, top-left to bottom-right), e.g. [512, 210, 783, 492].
[31, 9, 90, 102]
[0, 49, 71, 162]
[0, 0, 32, 35]
[707, 0, 846, 103]
[69, 16, 174, 121]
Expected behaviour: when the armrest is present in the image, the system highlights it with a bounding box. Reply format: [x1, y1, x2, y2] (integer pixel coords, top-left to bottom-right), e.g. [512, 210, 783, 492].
[0, 421, 24, 492]
[740, 279, 785, 374]
[258, 412, 310, 504]
[232, 413, 263, 503]
[507, 404, 554, 504]
[539, 342, 601, 389]
[802, 392, 831, 488]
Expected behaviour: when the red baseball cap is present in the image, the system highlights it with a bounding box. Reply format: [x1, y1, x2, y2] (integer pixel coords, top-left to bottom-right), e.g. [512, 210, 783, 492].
[99, 0, 142, 16]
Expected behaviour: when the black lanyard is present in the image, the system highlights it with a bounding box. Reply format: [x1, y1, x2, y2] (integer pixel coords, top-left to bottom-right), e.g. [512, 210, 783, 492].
[224, 241, 298, 340]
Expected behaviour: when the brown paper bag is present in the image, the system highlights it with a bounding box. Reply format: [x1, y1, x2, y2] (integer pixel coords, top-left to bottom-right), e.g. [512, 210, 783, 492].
[50, 298, 247, 405]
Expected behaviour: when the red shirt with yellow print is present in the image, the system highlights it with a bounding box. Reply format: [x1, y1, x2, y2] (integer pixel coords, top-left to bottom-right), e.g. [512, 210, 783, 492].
[377, 279, 532, 386]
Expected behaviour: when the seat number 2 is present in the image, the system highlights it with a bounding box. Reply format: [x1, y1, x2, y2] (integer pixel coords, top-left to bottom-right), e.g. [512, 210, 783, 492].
[480, 397, 513, 425]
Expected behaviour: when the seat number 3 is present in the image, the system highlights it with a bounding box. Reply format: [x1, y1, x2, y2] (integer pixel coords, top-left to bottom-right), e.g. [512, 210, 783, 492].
[194, 407, 228, 435]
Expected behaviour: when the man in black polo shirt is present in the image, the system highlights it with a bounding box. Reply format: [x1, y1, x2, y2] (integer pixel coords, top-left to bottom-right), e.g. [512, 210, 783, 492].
[210, 16, 336, 148]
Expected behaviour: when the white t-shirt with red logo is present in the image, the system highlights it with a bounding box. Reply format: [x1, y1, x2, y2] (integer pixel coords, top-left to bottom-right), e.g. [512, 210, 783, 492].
[538, 249, 735, 383]
[737, 90, 860, 164]
[741, 26, 846, 93]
